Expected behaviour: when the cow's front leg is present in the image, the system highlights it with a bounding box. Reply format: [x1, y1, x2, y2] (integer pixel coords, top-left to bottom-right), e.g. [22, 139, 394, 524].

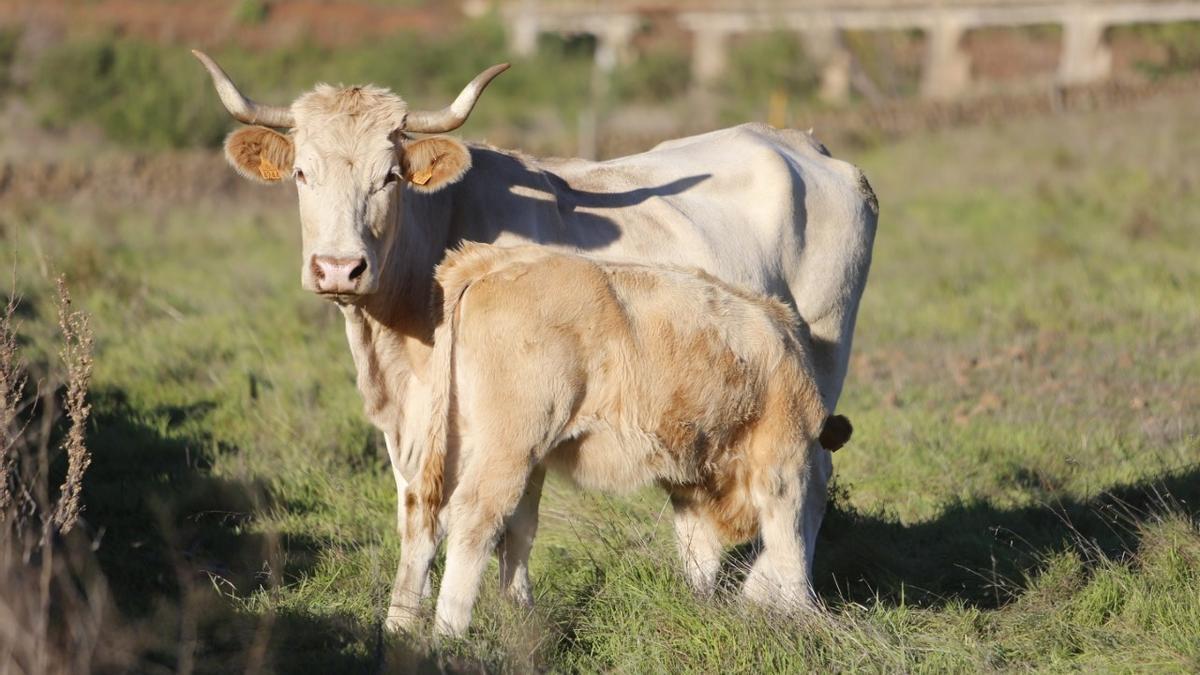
[385, 488, 443, 633]
[742, 450, 820, 612]
[386, 432, 432, 601]
[384, 432, 409, 531]
[498, 464, 545, 607]
[800, 447, 832, 580]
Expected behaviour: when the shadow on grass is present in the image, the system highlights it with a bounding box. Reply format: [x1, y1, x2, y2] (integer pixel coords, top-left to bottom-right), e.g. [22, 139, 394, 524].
[78, 387, 381, 673]
[815, 463, 1200, 609]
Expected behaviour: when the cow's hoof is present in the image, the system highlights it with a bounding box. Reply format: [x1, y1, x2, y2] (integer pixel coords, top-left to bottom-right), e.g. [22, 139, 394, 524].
[504, 583, 535, 609]
[384, 607, 418, 635]
[742, 574, 818, 614]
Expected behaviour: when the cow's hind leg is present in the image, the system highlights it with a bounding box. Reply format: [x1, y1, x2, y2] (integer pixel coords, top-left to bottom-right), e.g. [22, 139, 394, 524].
[670, 494, 724, 597]
[499, 464, 546, 607]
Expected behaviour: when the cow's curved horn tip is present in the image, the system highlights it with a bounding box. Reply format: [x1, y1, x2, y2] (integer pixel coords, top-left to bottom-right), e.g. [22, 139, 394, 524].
[190, 49, 214, 67]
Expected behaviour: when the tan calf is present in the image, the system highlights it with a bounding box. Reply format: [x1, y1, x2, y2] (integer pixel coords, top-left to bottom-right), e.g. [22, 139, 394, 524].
[389, 243, 852, 637]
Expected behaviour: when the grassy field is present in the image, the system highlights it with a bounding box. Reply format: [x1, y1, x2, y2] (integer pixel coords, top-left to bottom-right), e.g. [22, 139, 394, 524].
[3, 92, 1198, 672]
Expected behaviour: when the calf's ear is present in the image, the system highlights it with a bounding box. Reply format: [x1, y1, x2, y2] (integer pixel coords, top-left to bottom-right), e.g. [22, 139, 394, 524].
[401, 136, 471, 194]
[224, 126, 294, 184]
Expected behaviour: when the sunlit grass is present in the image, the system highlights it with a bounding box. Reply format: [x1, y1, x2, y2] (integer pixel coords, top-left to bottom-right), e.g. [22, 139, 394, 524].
[3, 92, 1198, 671]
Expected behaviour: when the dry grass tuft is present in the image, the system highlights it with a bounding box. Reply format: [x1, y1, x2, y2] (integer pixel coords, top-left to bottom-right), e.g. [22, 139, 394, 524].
[0, 276, 127, 674]
[0, 293, 25, 517]
[51, 276, 93, 534]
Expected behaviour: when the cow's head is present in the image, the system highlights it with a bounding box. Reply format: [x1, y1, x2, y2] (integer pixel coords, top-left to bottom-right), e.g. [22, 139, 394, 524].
[193, 51, 507, 301]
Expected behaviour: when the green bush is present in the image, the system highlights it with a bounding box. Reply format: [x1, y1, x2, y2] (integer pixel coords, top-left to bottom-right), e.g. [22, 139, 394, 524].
[1123, 21, 1200, 77]
[0, 28, 19, 97]
[230, 0, 269, 26]
[612, 46, 691, 104]
[29, 17, 601, 149]
[34, 38, 230, 149]
[717, 31, 821, 123]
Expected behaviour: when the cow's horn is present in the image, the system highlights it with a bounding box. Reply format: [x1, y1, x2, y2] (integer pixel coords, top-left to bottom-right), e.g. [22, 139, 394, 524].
[191, 49, 295, 128]
[404, 63, 510, 134]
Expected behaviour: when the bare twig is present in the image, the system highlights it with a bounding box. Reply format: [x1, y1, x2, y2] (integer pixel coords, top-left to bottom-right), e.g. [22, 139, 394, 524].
[52, 277, 94, 534]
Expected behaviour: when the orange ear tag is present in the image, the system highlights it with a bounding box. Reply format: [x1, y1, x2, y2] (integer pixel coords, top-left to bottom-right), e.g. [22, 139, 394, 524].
[258, 155, 282, 181]
[411, 166, 433, 186]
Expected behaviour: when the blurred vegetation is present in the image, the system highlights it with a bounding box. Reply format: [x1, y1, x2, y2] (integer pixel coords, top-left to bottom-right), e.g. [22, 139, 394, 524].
[719, 31, 821, 122]
[1120, 21, 1200, 78]
[22, 16, 1200, 151]
[35, 38, 231, 149]
[230, 0, 270, 26]
[29, 18, 599, 150]
[0, 28, 18, 98]
[3, 79, 1198, 671]
[611, 45, 692, 104]
[25, 18, 838, 151]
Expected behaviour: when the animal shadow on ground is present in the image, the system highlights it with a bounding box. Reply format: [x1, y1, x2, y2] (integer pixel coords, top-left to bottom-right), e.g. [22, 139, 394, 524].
[813, 465, 1200, 608]
[76, 387, 377, 673]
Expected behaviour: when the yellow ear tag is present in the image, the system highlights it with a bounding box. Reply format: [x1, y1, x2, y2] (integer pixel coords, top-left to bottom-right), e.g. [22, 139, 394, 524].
[411, 166, 433, 186]
[258, 155, 282, 181]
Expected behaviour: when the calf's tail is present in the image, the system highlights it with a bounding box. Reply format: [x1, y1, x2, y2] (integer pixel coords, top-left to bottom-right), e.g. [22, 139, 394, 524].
[411, 280, 471, 535]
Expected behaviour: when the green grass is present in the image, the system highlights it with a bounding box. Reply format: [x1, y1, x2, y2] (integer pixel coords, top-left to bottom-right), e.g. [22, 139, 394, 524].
[4, 92, 1199, 672]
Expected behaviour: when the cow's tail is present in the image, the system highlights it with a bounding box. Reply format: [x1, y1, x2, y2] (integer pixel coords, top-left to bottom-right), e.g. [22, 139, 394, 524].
[819, 414, 853, 452]
[411, 278, 470, 536]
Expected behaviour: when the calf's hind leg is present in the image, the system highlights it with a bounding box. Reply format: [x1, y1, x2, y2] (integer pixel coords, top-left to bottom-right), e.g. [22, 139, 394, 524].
[434, 439, 550, 637]
[498, 464, 546, 607]
[433, 366, 573, 636]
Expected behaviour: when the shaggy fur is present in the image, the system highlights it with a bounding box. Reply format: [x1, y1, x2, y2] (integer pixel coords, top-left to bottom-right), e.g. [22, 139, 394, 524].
[391, 243, 849, 636]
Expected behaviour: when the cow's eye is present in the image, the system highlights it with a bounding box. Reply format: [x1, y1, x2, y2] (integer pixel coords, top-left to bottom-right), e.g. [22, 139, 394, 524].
[381, 170, 399, 189]
[294, 168, 307, 185]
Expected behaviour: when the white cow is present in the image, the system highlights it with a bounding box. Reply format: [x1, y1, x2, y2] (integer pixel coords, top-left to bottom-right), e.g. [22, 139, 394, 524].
[194, 51, 877, 628]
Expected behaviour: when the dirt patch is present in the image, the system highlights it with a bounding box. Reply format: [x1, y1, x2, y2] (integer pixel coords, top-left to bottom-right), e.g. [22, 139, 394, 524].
[0, 0, 454, 50]
[0, 151, 290, 206]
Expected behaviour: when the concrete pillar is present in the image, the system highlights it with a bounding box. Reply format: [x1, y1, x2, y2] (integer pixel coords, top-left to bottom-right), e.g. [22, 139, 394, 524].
[1058, 15, 1111, 85]
[802, 27, 852, 104]
[508, 1, 540, 57]
[593, 15, 638, 73]
[691, 24, 731, 87]
[921, 17, 971, 100]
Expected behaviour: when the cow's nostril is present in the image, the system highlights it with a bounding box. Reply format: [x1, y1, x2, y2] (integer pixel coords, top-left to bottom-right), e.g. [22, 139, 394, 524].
[311, 257, 326, 281]
[349, 259, 367, 281]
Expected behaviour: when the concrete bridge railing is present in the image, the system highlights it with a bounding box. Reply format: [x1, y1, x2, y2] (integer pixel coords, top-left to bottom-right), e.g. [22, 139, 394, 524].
[500, 0, 1200, 100]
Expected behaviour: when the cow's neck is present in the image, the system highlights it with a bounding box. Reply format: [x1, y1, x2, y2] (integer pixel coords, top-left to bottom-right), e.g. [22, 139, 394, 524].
[339, 192, 450, 433]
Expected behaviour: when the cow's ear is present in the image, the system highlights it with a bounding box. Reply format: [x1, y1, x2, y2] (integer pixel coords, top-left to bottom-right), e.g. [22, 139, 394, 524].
[401, 136, 471, 194]
[224, 126, 294, 184]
